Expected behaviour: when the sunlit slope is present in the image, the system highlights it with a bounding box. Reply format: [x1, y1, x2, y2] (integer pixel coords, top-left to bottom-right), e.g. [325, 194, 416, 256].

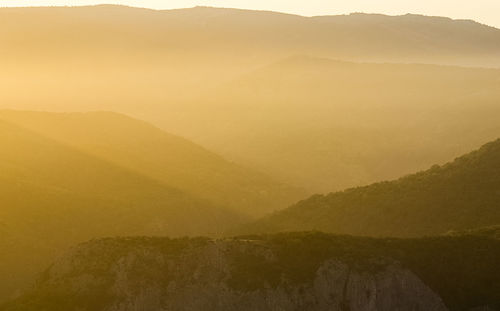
[0, 111, 301, 216]
[239, 138, 500, 237]
[1, 5, 500, 113]
[176, 57, 500, 192]
[0, 119, 243, 301]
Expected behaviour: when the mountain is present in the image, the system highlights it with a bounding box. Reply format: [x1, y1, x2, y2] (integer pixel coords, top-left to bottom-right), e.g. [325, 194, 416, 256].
[0, 110, 301, 216]
[239, 138, 500, 237]
[0, 117, 240, 301]
[3, 5, 500, 65]
[0, 111, 299, 302]
[2, 6, 500, 193]
[2, 232, 498, 311]
[2, 5, 500, 114]
[175, 56, 500, 192]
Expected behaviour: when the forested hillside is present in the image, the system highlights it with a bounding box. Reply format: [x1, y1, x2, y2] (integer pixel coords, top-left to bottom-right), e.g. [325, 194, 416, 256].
[240, 139, 500, 237]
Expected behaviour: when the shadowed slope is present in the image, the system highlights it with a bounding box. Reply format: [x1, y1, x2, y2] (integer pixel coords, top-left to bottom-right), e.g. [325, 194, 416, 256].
[0, 119, 244, 301]
[0, 110, 302, 217]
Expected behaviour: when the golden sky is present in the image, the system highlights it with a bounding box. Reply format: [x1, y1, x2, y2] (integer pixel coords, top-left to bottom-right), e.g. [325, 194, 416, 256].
[1, 0, 499, 28]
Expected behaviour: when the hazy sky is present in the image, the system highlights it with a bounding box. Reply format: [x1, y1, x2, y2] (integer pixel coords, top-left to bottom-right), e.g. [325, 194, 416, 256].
[1, 0, 499, 28]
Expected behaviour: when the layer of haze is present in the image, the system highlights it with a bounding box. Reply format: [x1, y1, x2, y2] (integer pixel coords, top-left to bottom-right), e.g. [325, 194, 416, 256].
[2, 5, 500, 194]
[1, 0, 500, 28]
[1, 4, 500, 304]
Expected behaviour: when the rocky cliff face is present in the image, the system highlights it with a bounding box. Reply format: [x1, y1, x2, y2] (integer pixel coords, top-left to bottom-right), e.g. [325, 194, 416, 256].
[2, 233, 499, 311]
[48, 241, 446, 311]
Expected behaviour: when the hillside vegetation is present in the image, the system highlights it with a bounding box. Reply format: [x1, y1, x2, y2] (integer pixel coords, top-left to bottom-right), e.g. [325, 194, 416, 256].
[239, 138, 500, 237]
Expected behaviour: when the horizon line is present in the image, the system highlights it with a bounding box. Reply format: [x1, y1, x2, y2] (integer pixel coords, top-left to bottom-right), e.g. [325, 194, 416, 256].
[0, 3, 498, 30]
[0, 3, 491, 24]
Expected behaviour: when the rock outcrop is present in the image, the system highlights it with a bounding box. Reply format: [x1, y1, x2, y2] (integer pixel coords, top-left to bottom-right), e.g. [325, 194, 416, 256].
[58, 241, 445, 311]
[2, 232, 499, 311]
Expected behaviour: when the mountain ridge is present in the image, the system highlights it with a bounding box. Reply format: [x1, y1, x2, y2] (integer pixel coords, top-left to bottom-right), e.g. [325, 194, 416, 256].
[182, 55, 500, 192]
[10, 5, 499, 30]
[0, 110, 303, 217]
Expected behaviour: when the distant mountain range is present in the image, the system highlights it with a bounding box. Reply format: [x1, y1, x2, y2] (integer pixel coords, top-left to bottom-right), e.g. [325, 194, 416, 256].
[2, 4, 500, 113]
[239, 138, 500, 237]
[182, 56, 500, 192]
[2, 6, 500, 193]
[2, 5, 500, 67]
